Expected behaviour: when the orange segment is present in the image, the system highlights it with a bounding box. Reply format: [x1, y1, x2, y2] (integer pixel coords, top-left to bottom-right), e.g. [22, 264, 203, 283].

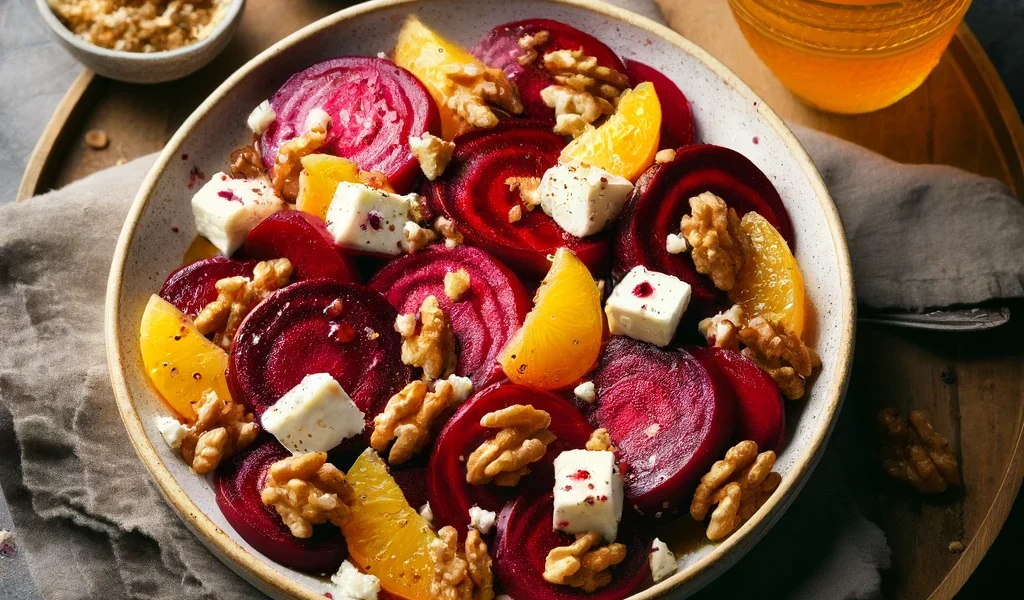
[181, 236, 220, 265]
[559, 82, 662, 181]
[139, 295, 232, 421]
[342, 449, 436, 600]
[296, 154, 361, 221]
[394, 16, 491, 140]
[729, 212, 806, 337]
[498, 248, 603, 390]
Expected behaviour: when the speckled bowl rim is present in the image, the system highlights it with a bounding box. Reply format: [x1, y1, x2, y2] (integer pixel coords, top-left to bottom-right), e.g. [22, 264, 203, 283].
[104, 1, 856, 598]
[34, 0, 245, 60]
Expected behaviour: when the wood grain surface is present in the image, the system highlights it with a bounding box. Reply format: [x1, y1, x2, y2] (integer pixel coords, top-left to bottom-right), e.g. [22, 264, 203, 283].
[15, 1, 1024, 599]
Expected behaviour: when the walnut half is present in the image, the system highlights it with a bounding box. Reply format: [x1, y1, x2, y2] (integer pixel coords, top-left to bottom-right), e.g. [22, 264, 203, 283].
[260, 452, 353, 539]
[194, 258, 293, 350]
[371, 379, 456, 465]
[397, 295, 457, 381]
[681, 192, 749, 292]
[738, 316, 820, 400]
[690, 440, 781, 540]
[177, 390, 258, 475]
[430, 525, 494, 600]
[877, 408, 960, 494]
[543, 532, 626, 593]
[466, 405, 556, 486]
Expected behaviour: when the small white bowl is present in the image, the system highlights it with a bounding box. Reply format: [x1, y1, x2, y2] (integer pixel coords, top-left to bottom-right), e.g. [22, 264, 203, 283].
[35, 0, 246, 84]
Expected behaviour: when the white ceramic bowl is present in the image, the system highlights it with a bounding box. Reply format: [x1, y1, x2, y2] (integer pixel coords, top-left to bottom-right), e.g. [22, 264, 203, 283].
[35, 0, 245, 84]
[105, 1, 855, 598]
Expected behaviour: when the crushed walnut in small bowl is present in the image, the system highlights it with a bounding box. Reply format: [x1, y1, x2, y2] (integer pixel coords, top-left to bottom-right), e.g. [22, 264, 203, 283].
[47, 0, 229, 53]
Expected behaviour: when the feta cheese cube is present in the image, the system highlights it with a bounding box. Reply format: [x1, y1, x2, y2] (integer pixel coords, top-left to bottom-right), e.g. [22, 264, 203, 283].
[573, 381, 596, 403]
[649, 538, 677, 582]
[552, 449, 623, 542]
[468, 505, 497, 534]
[331, 560, 380, 600]
[155, 416, 189, 451]
[247, 100, 276, 135]
[605, 266, 691, 347]
[262, 373, 365, 454]
[191, 172, 284, 255]
[326, 182, 417, 255]
[538, 162, 633, 237]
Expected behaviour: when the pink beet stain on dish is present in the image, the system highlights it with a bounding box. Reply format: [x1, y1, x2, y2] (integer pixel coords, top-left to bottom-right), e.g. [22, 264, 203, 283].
[260, 56, 440, 193]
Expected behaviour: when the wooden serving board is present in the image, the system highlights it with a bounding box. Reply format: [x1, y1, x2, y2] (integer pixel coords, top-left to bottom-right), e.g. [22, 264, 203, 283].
[17, 1, 1024, 599]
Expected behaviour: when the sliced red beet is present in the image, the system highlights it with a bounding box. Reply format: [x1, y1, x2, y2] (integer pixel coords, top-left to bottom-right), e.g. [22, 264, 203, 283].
[472, 19, 629, 120]
[589, 337, 735, 515]
[702, 346, 785, 451]
[229, 280, 411, 454]
[428, 382, 594, 535]
[623, 58, 695, 148]
[368, 245, 530, 388]
[494, 491, 651, 600]
[614, 144, 795, 318]
[159, 256, 257, 318]
[243, 211, 360, 283]
[260, 57, 440, 193]
[424, 120, 609, 278]
[216, 439, 346, 574]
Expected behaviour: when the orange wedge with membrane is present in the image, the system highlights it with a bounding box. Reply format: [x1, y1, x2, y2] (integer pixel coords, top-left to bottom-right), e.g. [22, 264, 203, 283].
[730, 212, 806, 337]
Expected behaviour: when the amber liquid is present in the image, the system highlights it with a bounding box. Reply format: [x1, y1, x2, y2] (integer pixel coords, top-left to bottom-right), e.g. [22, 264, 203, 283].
[729, 0, 972, 114]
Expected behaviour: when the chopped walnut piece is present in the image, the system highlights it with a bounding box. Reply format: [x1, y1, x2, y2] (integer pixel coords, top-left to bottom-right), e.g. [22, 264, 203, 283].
[697, 305, 745, 351]
[466, 405, 556, 487]
[655, 148, 677, 164]
[516, 30, 550, 66]
[402, 221, 439, 253]
[195, 258, 293, 350]
[877, 408, 960, 494]
[272, 113, 329, 201]
[260, 451, 353, 538]
[434, 216, 464, 248]
[542, 49, 628, 102]
[409, 133, 456, 181]
[505, 176, 542, 211]
[681, 192, 750, 292]
[586, 428, 616, 452]
[690, 440, 781, 540]
[430, 526, 495, 600]
[543, 532, 626, 592]
[508, 204, 522, 223]
[371, 380, 455, 465]
[398, 295, 457, 381]
[85, 128, 109, 149]
[443, 62, 523, 132]
[177, 390, 258, 475]
[540, 84, 612, 138]
[738, 316, 820, 400]
[229, 144, 264, 179]
[445, 268, 472, 302]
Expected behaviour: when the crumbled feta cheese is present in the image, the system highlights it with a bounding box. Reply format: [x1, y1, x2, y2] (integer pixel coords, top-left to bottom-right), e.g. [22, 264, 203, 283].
[468, 505, 497, 534]
[419, 502, 434, 526]
[155, 416, 188, 450]
[574, 381, 596, 403]
[247, 100, 276, 135]
[331, 560, 380, 600]
[261, 373, 365, 454]
[644, 423, 660, 438]
[409, 132, 455, 181]
[552, 449, 623, 542]
[191, 172, 284, 255]
[649, 538, 677, 582]
[537, 162, 633, 237]
[326, 182, 417, 256]
[305, 107, 332, 132]
[436, 374, 474, 405]
[666, 233, 689, 254]
[605, 265, 691, 347]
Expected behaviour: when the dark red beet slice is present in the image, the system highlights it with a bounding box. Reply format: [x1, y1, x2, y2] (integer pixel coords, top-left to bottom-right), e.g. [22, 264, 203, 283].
[229, 280, 412, 453]
[589, 337, 735, 515]
[216, 439, 346, 574]
[472, 19, 629, 120]
[424, 120, 609, 278]
[623, 58, 695, 148]
[494, 491, 651, 600]
[159, 256, 257, 318]
[614, 144, 795, 318]
[260, 57, 440, 193]
[368, 245, 530, 388]
[428, 382, 594, 535]
[243, 211, 360, 283]
[391, 461, 430, 511]
[702, 346, 785, 451]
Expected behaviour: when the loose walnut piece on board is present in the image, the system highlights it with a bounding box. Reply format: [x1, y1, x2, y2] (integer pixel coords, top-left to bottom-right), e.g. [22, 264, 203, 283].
[177, 390, 258, 475]
[877, 408, 960, 494]
[543, 532, 627, 593]
[260, 452, 353, 539]
[690, 440, 781, 540]
[681, 192, 749, 292]
[466, 405, 556, 486]
[371, 380, 456, 465]
[430, 526, 495, 600]
[397, 295, 457, 381]
[194, 259, 293, 351]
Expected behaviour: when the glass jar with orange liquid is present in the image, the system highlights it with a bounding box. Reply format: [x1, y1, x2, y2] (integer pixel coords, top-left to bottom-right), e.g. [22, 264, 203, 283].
[728, 0, 972, 114]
